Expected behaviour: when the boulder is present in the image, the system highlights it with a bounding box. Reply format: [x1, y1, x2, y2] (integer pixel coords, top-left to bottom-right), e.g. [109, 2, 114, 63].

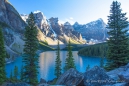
[40, 78, 47, 83]
[118, 63, 129, 83]
[103, 83, 129, 86]
[84, 66, 115, 86]
[2, 82, 29, 86]
[107, 63, 129, 83]
[56, 68, 84, 86]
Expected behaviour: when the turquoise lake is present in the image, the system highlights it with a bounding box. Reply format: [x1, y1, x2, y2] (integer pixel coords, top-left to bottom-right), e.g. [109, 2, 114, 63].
[6, 51, 106, 81]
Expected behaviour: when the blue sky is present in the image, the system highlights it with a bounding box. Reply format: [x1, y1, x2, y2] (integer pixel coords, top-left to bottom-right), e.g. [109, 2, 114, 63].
[9, 0, 129, 24]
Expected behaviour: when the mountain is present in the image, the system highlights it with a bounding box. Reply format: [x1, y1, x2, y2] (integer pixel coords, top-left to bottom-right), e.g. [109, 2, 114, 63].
[21, 12, 85, 44]
[49, 17, 85, 44]
[0, 0, 26, 61]
[73, 18, 108, 41]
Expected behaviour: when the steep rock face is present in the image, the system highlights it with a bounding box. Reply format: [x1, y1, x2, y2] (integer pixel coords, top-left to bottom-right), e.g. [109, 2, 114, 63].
[21, 12, 64, 45]
[21, 12, 85, 44]
[0, 0, 26, 32]
[49, 17, 63, 36]
[73, 18, 108, 41]
[33, 11, 55, 38]
[0, 0, 26, 61]
[63, 22, 83, 41]
[49, 17, 85, 44]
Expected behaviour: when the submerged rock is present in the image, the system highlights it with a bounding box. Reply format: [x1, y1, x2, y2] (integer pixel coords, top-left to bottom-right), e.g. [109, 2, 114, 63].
[84, 66, 114, 86]
[56, 68, 84, 86]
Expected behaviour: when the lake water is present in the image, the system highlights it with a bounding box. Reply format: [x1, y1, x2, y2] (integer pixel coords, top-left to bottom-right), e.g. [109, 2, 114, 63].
[6, 51, 106, 81]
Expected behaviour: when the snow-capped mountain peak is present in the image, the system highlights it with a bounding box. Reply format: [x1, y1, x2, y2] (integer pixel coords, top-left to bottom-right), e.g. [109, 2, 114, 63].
[64, 22, 71, 26]
[73, 18, 108, 41]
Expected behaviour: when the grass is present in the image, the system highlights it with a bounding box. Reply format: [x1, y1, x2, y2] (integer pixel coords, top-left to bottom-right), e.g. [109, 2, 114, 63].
[39, 41, 55, 51]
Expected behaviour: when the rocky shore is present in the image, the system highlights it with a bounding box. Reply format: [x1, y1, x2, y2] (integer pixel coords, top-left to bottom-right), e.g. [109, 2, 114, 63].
[3, 63, 129, 86]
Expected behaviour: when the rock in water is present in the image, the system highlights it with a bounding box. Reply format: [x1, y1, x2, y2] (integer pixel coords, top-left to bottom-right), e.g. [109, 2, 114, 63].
[84, 66, 114, 86]
[56, 68, 84, 86]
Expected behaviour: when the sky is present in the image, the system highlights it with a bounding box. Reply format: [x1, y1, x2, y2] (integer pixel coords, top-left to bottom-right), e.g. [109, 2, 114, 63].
[9, 0, 129, 25]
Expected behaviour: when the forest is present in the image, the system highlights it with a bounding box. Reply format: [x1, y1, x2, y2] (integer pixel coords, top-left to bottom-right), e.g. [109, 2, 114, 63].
[78, 43, 108, 57]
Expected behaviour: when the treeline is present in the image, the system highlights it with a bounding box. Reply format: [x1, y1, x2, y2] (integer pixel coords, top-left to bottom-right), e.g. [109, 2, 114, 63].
[78, 43, 108, 57]
[62, 44, 84, 51]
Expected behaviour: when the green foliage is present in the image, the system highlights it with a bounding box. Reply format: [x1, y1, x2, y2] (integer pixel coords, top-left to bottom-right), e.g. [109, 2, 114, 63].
[9, 68, 20, 83]
[64, 40, 76, 71]
[0, 21, 10, 28]
[86, 65, 90, 71]
[100, 57, 104, 68]
[39, 41, 55, 51]
[22, 12, 39, 85]
[0, 26, 6, 85]
[20, 65, 24, 81]
[10, 70, 13, 80]
[39, 40, 48, 45]
[105, 1, 129, 71]
[14, 66, 19, 80]
[78, 43, 108, 57]
[50, 78, 57, 85]
[55, 41, 62, 79]
[62, 44, 84, 51]
[100, 50, 104, 68]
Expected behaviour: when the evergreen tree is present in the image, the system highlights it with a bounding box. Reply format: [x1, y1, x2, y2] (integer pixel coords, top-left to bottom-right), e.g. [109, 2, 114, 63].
[100, 50, 104, 68]
[14, 66, 18, 80]
[55, 41, 62, 79]
[20, 65, 24, 81]
[86, 64, 90, 71]
[10, 70, 13, 80]
[64, 40, 75, 71]
[22, 12, 39, 85]
[0, 26, 6, 84]
[105, 1, 129, 70]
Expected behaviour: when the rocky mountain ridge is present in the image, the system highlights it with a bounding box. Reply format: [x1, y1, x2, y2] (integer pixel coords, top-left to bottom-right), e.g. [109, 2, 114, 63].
[21, 11, 85, 45]
[73, 18, 108, 42]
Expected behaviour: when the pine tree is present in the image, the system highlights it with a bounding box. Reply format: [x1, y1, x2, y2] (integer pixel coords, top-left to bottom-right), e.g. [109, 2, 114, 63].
[22, 12, 39, 85]
[10, 70, 13, 80]
[0, 26, 6, 85]
[14, 66, 18, 80]
[55, 41, 62, 79]
[100, 57, 104, 68]
[86, 64, 90, 71]
[100, 50, 104, 68]
[105, 1, 129, 70]
[20, 65, 24, 81]
[64, 40, 75, 71]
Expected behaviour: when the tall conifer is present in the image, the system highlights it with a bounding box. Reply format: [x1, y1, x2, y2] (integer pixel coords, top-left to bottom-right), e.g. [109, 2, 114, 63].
[55, 41, 62, 78]
[0, 26, 6, 84]
[105, 1, 129, 70]
[22, 12, 39, 85]
[64, 40, 75, 71]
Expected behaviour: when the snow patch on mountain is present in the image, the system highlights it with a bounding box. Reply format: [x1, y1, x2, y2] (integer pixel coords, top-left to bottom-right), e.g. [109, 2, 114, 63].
[47, 20, 57, 37]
